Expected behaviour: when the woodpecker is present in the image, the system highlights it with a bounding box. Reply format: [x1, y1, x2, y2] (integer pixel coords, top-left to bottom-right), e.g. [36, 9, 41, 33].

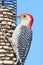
[1, 14, 34, 65]
[11, 14, 34, 65]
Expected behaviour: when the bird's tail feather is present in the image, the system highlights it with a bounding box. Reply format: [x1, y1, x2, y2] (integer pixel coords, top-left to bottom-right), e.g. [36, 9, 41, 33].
[17, 61, 21, 65]
[17, 61, 24, 65]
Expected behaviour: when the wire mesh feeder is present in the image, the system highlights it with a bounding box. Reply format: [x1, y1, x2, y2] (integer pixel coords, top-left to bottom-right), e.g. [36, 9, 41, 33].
[0, 5, 17, 65]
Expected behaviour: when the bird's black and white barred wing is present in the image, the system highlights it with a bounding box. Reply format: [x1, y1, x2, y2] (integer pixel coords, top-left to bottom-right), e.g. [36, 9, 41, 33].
[18, 26, 32, 63]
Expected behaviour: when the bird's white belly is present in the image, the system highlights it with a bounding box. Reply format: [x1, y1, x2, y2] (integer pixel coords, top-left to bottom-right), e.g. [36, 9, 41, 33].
[11, 26, 21, 51]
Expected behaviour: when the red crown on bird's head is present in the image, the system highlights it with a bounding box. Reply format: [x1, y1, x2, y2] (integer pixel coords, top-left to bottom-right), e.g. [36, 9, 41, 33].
[26, 14, 34, 28]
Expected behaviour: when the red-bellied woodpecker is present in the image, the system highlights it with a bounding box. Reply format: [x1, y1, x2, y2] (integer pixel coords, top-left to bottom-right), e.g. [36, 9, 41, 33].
[2, 13, 34, 65]
[11, 14, 34, 65]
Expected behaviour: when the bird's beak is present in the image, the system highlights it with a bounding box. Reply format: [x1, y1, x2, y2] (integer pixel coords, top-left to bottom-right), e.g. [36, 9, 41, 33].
[16, 16, 20, 18]
[14, 15, 20, 18]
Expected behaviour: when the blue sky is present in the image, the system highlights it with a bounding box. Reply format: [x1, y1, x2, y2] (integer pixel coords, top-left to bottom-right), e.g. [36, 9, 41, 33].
[17, 0, 43, 65]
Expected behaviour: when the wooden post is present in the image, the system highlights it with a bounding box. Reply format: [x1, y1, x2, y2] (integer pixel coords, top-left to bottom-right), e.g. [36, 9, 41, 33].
[0, 0, 17, 65]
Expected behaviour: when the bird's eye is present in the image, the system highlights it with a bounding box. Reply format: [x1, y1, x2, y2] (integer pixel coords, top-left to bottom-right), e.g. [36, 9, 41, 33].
[24, 15, 26, 17]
